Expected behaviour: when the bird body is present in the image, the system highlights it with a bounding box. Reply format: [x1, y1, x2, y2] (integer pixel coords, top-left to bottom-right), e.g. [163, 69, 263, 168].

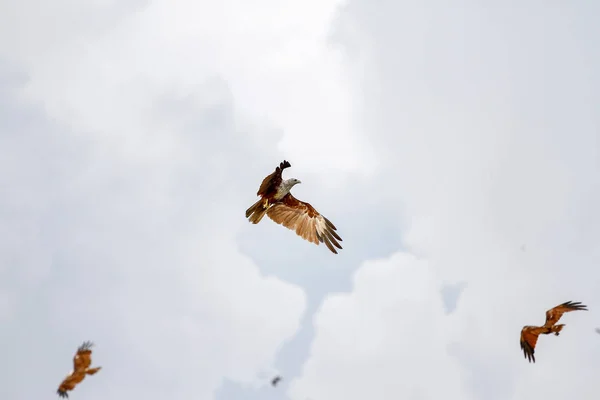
[246, 160, 343, 254]
[57, 341, 102, 398]
[271, 376, 282, 387]
[520, 301, 587, 363]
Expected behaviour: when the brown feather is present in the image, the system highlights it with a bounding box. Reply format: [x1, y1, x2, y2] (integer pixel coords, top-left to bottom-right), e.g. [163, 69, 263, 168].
[544, 301, 588, 328]
[256, 160, 291, 198]
[266, 194, 343, 254]
[58, 373, 85, 398]
[519, 301, 588, 363]
[246, 161, 343, 253]
[73, 343, 92, 371]
[246, 198, 269, 224]
[57, 341, 101, 398]
[520, 326, 547, 363]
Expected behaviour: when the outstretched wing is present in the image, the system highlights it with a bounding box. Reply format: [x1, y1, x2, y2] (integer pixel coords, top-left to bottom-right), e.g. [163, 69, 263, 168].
[57, 372, 85, 398]
[544, 301, 588, 328]
[520, 326, 546, 363]
[73, 341, 94, 371]
[266, 194, 343, 254]
[257, 160, 291, 197]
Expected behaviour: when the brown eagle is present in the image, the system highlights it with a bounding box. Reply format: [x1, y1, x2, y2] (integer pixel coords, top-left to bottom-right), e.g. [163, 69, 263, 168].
[57, 341, 102, 398]
[245, 160, 343, 254]
[520, 301, 588, 363]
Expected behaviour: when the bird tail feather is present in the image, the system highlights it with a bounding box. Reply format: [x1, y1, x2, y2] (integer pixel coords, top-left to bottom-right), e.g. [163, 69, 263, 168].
[246, 199, 269, 224]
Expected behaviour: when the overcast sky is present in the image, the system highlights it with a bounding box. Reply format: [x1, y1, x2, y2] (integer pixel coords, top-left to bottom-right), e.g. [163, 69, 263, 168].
[1, 1, 600, 400]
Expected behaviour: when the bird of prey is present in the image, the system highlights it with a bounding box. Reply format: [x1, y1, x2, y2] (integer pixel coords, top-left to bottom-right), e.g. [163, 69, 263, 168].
[520, 301, 588, 363]
[245, 160, 343, 254]
[271, 376, 282, 387]
[57, 341, 102, 398]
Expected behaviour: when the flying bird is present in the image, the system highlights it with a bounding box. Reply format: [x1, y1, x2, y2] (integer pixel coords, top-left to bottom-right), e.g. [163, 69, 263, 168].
[520, 301, 588, 363]
[271, 376, 282, 387]
[57, 341, 102, 398]
[245, 160, 343, 254]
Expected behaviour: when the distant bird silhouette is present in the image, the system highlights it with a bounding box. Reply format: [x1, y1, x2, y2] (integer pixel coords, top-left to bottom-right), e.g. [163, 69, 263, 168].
[271, 376, 282, 387]
[520, 301, 588, 363]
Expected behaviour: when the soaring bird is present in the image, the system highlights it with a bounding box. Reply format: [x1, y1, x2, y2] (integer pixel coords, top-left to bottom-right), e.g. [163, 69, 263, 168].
[520, 301, 588, 363]
[271, 376, 282, 387]
[245, 160, 343, 254]
[57, 341, 102, 398]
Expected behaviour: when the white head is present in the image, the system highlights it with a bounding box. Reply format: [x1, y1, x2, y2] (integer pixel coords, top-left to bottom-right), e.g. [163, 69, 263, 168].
[275, 178, 302, 199]
[284, 178, 301, 188]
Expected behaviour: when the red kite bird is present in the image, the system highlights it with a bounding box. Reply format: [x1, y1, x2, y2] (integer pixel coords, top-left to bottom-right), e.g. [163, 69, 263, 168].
[57, 341, 102, 398]
[245, 160, 343, 254]
[520, 301, 588, 363]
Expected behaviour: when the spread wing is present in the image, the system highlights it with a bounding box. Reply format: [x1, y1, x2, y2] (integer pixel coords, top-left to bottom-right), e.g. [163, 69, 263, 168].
[544, 301, 588, 327]
[520, 326, 546, 363]
[266, 193, 343, 254]
[56, 371, 85, 397]
[257, 160, 291, 197]
[73, 341, 93, 371]
[57, 372, 85, 398]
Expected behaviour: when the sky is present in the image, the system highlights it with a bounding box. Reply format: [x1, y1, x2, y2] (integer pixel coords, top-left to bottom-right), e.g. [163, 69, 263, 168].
[1, 1, 600, 400]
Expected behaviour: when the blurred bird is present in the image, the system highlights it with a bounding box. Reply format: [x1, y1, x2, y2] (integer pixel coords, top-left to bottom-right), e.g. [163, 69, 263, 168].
[57, 341, 102, 398]
[271, 376, 282, 387]
[520, 301, 588, 363]
[245, 160, 343, 254]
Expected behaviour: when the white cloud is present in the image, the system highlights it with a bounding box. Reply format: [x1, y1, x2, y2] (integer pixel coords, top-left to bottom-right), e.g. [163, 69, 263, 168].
[4, 1, 600, 400]
[0, 72, 307, 400]
[289, 251, 467, 400]
[0, 0, 350, 396]
[290, 2, 600, 400]
[1, 0, 391, 398]
[8, 0, 376, 178]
